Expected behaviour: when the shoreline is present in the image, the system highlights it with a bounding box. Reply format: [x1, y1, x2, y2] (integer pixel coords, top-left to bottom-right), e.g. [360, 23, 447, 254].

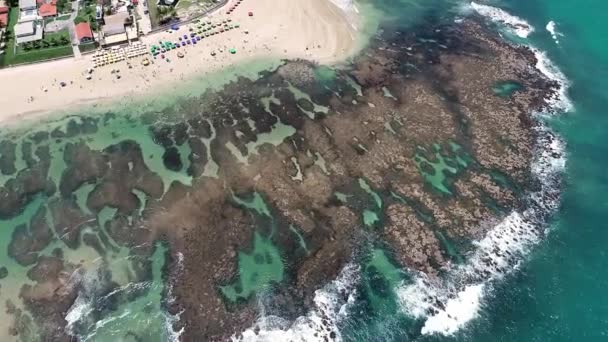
[0, 0, 360, 127]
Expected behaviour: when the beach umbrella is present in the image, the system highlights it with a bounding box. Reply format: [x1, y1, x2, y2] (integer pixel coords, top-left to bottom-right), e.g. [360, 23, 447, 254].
[196, 36, 201, 41]
[229, 48, 236, 54]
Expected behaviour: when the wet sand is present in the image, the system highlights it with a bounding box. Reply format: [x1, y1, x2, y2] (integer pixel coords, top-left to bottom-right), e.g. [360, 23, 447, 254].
[0, 0, 358, 124]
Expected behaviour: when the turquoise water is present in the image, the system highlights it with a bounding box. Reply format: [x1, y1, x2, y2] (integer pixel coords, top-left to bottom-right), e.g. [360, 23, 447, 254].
[458, 1, 608, 340]
[0, 0, 605, 340]
[345, 0, 608, 341]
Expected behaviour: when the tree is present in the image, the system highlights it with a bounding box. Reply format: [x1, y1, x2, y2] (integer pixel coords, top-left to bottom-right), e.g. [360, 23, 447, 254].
[32, 40, 41, 49]
[22, 42, 32, 51]
[60, 35, 70, 45]
[42, 40, 51, 48]
[49, 37, 58, 47]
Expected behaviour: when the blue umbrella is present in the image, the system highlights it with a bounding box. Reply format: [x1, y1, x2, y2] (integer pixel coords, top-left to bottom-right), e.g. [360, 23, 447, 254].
[171, 24, 179, 30]
[182, 42, 186, 46]
[196, 36, 201, 41]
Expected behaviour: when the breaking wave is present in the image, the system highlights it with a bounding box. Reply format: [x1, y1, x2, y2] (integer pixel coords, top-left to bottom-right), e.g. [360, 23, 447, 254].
[546, 21, 562, 45]
[397, 123, 565, 335]
[470, 2, 534, 38]
[233, 264, 359, 342]
[396, 4, 571, 337]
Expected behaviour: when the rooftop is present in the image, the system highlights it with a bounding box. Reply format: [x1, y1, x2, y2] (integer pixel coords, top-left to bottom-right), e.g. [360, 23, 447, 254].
[19, 0, 36, 9]
[75, 22, 93, 41]
[39, 3, 56, 17]
[14, 21, 35, 36]
[102, 12, 129, 36]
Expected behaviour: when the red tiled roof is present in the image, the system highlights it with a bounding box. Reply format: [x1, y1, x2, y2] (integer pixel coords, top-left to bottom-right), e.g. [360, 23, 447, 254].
[0, 6, 9, 14]
[51, 0, 57, 4]
[39, 3, 57, 17]
[75, 22, 94, 41]
[36, 0, 45, 5]
[0, 13, 8, 28]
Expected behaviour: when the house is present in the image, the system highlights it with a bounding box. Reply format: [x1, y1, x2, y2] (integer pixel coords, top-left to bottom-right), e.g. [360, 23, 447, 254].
[0, 7, 9, 28]
[75, 22, 94, 44]
[101, 11, 129, 45]
[38, 3, 57, 17]
[14, 20, 43, 44]
[19, 0, 39, 22]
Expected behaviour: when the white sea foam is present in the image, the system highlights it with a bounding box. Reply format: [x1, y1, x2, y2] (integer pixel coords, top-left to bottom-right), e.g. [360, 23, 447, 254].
[470, 2, 534, 38]
[396, 5, 570, 332]
[532, 48, 574, 113]
[398, 124, 565, 336]
[233, 264, 359, 342]
[546, 21, 562, 45]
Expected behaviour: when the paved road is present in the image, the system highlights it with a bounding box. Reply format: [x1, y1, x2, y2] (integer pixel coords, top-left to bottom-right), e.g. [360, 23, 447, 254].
[136, 3, 152, 35]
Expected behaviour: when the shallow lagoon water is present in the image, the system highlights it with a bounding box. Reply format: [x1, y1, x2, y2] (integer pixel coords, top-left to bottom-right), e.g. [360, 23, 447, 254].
[0, 0, 604, 341]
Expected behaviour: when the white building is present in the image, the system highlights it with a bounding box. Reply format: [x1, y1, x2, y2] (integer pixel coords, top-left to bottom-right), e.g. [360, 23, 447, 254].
[19, 0, 39, 23]
[14, 20, 43, 45]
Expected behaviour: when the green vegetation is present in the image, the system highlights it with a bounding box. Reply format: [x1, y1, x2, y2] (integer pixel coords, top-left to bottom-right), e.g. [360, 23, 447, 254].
[0, 13, 73, 67]
[79, 42, 97, 53]
[147, 1, 160, 27]
[74, 0, 99, 31]
[18, 29, 70, 53]
[156, 5, 178, 25]
[56, 0, 70, 13]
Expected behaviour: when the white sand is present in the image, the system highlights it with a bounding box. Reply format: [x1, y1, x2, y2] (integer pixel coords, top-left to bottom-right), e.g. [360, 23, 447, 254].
[0, 0, 359, 125]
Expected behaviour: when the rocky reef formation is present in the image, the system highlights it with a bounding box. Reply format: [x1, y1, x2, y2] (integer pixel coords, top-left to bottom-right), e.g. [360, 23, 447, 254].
[0, 16, 558, 342]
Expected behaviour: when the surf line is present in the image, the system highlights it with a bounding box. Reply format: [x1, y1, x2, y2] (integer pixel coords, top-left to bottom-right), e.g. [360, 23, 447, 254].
[395, 2, 571, 336]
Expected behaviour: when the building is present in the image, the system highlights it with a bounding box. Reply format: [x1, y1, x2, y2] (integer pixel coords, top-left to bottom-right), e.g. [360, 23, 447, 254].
[75, 22, 94, 44]
[101, 11, 130, 45]
[38, 3, 56, 17]
[14, 20, 43, 44]
[0, 7, 9, 28]
[19, 0, 39, 23]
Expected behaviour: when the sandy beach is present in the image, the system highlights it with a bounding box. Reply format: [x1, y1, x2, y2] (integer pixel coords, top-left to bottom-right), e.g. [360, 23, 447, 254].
[0, 0, 358, 124]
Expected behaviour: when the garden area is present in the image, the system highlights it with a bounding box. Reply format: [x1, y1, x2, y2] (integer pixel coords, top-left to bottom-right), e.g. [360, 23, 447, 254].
[74, 0, 99, 31]
[0, 8, 73, 67]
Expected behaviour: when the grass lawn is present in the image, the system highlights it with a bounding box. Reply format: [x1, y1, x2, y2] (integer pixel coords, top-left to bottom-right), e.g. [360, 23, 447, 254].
[0, 7, 20, 67]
